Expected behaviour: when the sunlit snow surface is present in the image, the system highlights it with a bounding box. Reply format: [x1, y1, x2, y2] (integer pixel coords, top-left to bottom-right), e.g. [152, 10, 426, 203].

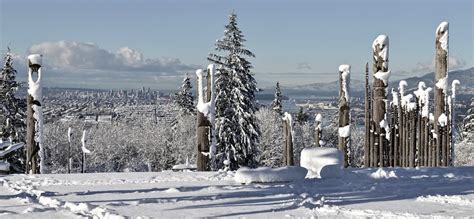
[1, 167, 474, 218]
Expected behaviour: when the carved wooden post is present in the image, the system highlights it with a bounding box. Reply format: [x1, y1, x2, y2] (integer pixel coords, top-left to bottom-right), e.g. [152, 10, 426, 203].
[67, 127, 72, 173]
[196, 69, 210, 171]
[370, 121, 376, 167]
[409, 105, 416, 167]
[80, 130, 91, 173]
[338, 65, 351, 168]
[283, 112, 294, 166]
[315, 114, 322, 147]
[434, 22, 449, 167]
[364, 62, 371, 167]
[391, 89, 399, 166]
[397, 91, 403, 166]
[372, 35, 390, 167]
[449, 80, 460, 165]
[26, 54, 44, 174]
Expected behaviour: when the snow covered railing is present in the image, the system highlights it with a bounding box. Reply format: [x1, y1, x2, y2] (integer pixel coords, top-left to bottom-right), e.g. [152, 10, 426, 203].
[0, 142, 25, 158]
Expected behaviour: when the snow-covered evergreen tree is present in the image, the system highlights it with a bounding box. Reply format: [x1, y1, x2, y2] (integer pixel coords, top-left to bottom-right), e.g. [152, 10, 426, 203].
[255, 107, 283, 167]
[0, 48, 27, 172]
[0, 48, 26, 142]
[454, 98, 474, 166]
[208, 13, 260, 170]
[174, 74, 195, 115]
[296, 107, 309, 124]
[271, 82, 283, 115]
[463, 98, 474, 134]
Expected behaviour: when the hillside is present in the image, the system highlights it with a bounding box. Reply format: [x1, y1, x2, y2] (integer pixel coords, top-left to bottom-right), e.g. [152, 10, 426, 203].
[263, 67, 473, 99]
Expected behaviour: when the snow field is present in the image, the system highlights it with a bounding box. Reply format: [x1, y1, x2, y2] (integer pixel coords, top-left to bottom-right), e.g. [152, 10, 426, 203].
[1, 167, 473, 218]
[234, 166, 307, 184]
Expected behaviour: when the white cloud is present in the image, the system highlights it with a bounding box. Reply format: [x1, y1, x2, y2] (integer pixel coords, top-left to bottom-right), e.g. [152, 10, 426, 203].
[412, 55, 467, 73]
[27, 41, 197, 73]
[6, 41, 200, 89]
[296, 62, 312, 70]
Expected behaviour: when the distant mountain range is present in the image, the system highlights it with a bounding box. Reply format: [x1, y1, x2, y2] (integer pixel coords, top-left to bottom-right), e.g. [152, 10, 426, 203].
[259, 67, 473, 100]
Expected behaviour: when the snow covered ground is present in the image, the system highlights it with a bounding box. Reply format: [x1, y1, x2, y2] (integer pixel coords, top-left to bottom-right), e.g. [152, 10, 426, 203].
[1, 167, 474, 218]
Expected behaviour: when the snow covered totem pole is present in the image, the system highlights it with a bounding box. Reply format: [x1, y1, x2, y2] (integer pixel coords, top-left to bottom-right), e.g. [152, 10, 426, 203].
[364, 62, 372, 167]
[196, 64, 216, 171]
[67, 127, 72, 173]
[314, 114, 322, 147]
[338, 65, 351, 168]
[434, 22, 449, 166]
[283, 112, 294, 166]
[449, 80, 460, 165]
[26, 54, 44, 174]
[81, 130, 91, 173]
[372, 35, 390, 167]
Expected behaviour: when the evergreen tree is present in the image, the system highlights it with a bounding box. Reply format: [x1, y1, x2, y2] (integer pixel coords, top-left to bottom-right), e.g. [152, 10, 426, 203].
[0, 48, 27, 172]
[271, 82, 283, 115]
[174, 74, 195, 115]
[208, 13, 260, 170]
[296, 107, 309, 124]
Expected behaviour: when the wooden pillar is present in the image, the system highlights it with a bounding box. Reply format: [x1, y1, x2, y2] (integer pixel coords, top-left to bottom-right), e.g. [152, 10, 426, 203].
[434, 22, 449, 167]
[372, 35, 390, 167]
[26, 54, 43, 174]
[364, 62, 371, 167]
[338, 65, 351, 168]
[315, 114, 322, 147]
[196, 69, 210, 171]
[283, 113, 294, 166]
[450, 80, 460, 165]
[370, 122, 376, 167]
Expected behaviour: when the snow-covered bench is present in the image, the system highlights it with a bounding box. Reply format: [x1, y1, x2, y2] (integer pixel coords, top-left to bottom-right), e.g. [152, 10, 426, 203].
[0, 142, 25, 174]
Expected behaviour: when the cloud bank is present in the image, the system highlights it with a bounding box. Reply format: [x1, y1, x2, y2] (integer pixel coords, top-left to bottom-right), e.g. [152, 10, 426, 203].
[14, 41, 200, 89]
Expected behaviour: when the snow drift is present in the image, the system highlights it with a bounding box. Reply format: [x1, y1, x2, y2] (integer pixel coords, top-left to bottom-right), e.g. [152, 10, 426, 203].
[235, 166, 307, 184]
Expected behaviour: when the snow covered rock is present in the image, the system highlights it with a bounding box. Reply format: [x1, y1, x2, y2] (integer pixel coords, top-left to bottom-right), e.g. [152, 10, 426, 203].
[234, 166, 307, 184]
[300, 147, 343, 179]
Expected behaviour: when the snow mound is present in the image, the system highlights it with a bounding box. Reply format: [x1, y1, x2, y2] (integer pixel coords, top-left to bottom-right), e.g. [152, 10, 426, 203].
[300, 147, 343, 179]
[370, 168, 397, 179]
[235, 166, 307, 184]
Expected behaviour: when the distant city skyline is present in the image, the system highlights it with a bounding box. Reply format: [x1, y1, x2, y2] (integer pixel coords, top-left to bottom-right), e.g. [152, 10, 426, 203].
[1, 0, 472, 89]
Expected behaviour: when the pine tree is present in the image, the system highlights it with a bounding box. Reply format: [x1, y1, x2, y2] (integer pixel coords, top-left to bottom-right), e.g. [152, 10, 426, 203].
[208, 13, 260, 170]
[271, 82, 283, 115]
[296, 107, 309, 124]
[174, 74, 195, 115]
[0, 48, 27, 172]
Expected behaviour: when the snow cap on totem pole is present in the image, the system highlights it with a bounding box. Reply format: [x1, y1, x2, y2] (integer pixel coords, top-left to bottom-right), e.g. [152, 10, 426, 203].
[28, 54, 43, 71]
[436, 22, 449, 52]
[338, 64, 351, 102]
[372, 35, 389, 66]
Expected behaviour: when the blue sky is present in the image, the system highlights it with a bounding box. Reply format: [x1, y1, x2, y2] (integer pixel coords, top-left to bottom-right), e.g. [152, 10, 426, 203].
[1, 0, 473, 89]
